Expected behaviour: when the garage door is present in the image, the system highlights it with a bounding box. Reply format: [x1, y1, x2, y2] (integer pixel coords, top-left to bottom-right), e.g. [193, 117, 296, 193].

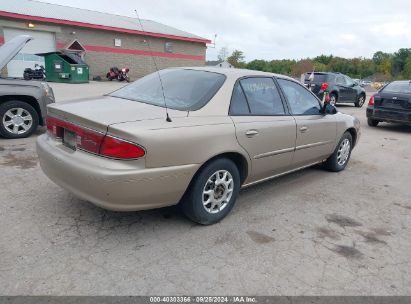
[4, 28, 56, 78]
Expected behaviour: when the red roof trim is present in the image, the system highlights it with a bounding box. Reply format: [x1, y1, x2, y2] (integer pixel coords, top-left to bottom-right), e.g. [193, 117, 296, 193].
[56, 42, 204, 61]
[0, 11, 211, 44]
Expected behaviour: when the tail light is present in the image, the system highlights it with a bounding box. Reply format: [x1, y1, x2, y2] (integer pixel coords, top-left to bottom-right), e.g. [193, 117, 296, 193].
[100, 136, 145, 159]
[368, 95, 375, 106]
[46, 116, 145, 159]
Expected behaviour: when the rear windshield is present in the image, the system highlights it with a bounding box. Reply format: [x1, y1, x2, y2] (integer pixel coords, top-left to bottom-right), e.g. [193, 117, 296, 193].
[382, 81, 411, 94]
[304, 73, 328, 83]
[109, 69, 226, 111]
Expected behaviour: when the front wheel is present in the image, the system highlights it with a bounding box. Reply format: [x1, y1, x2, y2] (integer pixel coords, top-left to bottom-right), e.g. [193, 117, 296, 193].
[324, 132, 353, 172]
[355, 94, 365, 107]
[181, 158, 241, 225]
[0, 100, 39, 139]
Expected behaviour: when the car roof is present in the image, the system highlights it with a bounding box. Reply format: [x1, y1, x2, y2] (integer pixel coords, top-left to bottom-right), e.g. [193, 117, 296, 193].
[175, 66, 296, 81]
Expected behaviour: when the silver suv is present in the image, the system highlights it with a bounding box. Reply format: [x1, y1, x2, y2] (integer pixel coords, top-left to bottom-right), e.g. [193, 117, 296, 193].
[0, 35, 55, 138]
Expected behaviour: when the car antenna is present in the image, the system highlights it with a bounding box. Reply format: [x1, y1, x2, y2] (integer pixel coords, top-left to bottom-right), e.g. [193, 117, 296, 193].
[134, 9, 172, 122]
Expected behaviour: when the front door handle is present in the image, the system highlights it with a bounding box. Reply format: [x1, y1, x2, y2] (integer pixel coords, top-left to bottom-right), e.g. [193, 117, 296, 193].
[300, 126, 308, 133]
[245, 130, 259, 137]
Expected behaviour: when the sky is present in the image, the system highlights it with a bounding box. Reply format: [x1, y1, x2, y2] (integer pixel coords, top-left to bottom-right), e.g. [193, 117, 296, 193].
[40, 0, 411, 61]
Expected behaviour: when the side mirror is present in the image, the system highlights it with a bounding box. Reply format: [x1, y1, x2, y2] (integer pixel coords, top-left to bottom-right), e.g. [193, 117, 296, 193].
[324, 103, 337, 115]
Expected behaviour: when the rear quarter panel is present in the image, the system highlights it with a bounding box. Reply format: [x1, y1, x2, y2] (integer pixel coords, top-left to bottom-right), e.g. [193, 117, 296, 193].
[108, 116, 252, 171]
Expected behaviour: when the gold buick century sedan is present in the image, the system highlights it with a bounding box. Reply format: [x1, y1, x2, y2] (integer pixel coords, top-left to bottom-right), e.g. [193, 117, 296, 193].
[37, 67, 360, 224]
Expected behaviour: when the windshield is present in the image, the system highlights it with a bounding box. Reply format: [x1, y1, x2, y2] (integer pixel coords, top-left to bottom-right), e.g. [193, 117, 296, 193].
[110, 69, 226, 111]
[382, 81, 411, 94]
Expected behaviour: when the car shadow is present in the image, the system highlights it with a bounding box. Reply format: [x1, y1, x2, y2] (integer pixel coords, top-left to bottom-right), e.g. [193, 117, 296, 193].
[52, 164, 331, 233]
[372, 123, 411, 134]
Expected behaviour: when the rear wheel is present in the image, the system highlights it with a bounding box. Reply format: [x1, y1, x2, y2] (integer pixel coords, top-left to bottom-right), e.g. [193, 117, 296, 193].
[367, 118, 379, 127]
[324, 132, 353, 172]
[355, 94, 366, 107]
[0, 100, 39, 139]
[181, 158, 240, 225]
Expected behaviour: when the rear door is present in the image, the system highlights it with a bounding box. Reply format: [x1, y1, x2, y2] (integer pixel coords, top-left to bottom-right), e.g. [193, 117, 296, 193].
[230, 77, 296, 182]
[277, 78, 337, 168]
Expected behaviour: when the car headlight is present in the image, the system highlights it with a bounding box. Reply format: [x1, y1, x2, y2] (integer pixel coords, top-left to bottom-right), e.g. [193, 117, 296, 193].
[40, 82, 55, 100]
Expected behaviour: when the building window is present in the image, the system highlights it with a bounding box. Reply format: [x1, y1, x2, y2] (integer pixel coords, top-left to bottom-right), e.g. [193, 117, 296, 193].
[165, 42, 173, 53]
[114, 39, 122, 47]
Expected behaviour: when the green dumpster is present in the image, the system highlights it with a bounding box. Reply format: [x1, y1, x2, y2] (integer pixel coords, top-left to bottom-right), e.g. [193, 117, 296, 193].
[38, 52, 89, 83]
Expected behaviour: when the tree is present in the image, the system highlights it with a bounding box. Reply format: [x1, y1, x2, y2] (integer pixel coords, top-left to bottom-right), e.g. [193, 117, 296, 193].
[372, 51, 390, 65]
[291, 59, 314, 77]
[314, 54, 333, 66]
[227, 50, 245, 68]
[217, 47, 229, 62]
[392, 48, 411, 77]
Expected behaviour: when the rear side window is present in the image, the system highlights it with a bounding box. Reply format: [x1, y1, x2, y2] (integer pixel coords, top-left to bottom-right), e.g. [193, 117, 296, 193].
[278, 79, 322, 115]
[240, 77, 285, 115]
[230, 83, 250, 115]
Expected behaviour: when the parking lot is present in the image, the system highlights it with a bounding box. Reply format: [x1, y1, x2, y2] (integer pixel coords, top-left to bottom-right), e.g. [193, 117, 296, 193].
[0, 82, 410, 296]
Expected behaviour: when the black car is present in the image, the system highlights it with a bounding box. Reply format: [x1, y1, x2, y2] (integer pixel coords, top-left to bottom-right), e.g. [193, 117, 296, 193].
[366, 80, 411, 127]
[304, 72, 366, 107]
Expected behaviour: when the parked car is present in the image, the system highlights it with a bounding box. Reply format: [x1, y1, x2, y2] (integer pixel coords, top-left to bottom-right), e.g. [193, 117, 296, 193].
[367, 80, 411, 127]
[304, 72, 366, 107]
[0, 35, 55, 138]
[37, 68, 360, 225]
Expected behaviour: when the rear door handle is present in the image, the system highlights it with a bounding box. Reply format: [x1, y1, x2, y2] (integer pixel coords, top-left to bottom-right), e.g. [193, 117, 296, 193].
[300, 126, 308, 133]
[246, 130, 259, 137]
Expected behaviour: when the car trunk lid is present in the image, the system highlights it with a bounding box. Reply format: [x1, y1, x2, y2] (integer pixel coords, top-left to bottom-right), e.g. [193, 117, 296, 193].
[374, 92, 411, 111]
[47, 95, 188, 133]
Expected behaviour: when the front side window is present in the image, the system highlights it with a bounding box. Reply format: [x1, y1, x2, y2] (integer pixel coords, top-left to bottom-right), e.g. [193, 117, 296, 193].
[239, 77, 285, 115]
[336, 75, 346, 86]
[109, 69, 226, 111]
[345, 76, 355, 86]
[277, 79, 322, 115]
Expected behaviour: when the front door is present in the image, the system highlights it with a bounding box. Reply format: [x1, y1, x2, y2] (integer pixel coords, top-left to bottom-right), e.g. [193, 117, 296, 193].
[230, 77, 296, 183]
[277, 78, 337, 168]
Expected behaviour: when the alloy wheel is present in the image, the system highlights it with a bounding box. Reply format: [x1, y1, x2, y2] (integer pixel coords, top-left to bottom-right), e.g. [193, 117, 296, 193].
[2, 107, 33, 135]
[358, 96, 365, 106]
[337, 138, 351, 166]
[202, 170, 234, 214]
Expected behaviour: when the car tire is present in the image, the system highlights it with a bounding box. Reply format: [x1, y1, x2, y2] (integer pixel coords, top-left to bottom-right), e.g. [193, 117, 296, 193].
[0, 100, 39, 139]
[367, 118, 379, 127]
[181, 158, 241, 225]
[329, 93, 338, 105]
[355, 94, 366, 108]
[324, 132, 353, 172]
[23, 72, 32, 80]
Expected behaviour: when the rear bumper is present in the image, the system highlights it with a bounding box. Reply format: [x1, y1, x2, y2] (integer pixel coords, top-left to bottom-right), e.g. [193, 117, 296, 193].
[36, 134, 200, 211]
[367, 106, 411, 124]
